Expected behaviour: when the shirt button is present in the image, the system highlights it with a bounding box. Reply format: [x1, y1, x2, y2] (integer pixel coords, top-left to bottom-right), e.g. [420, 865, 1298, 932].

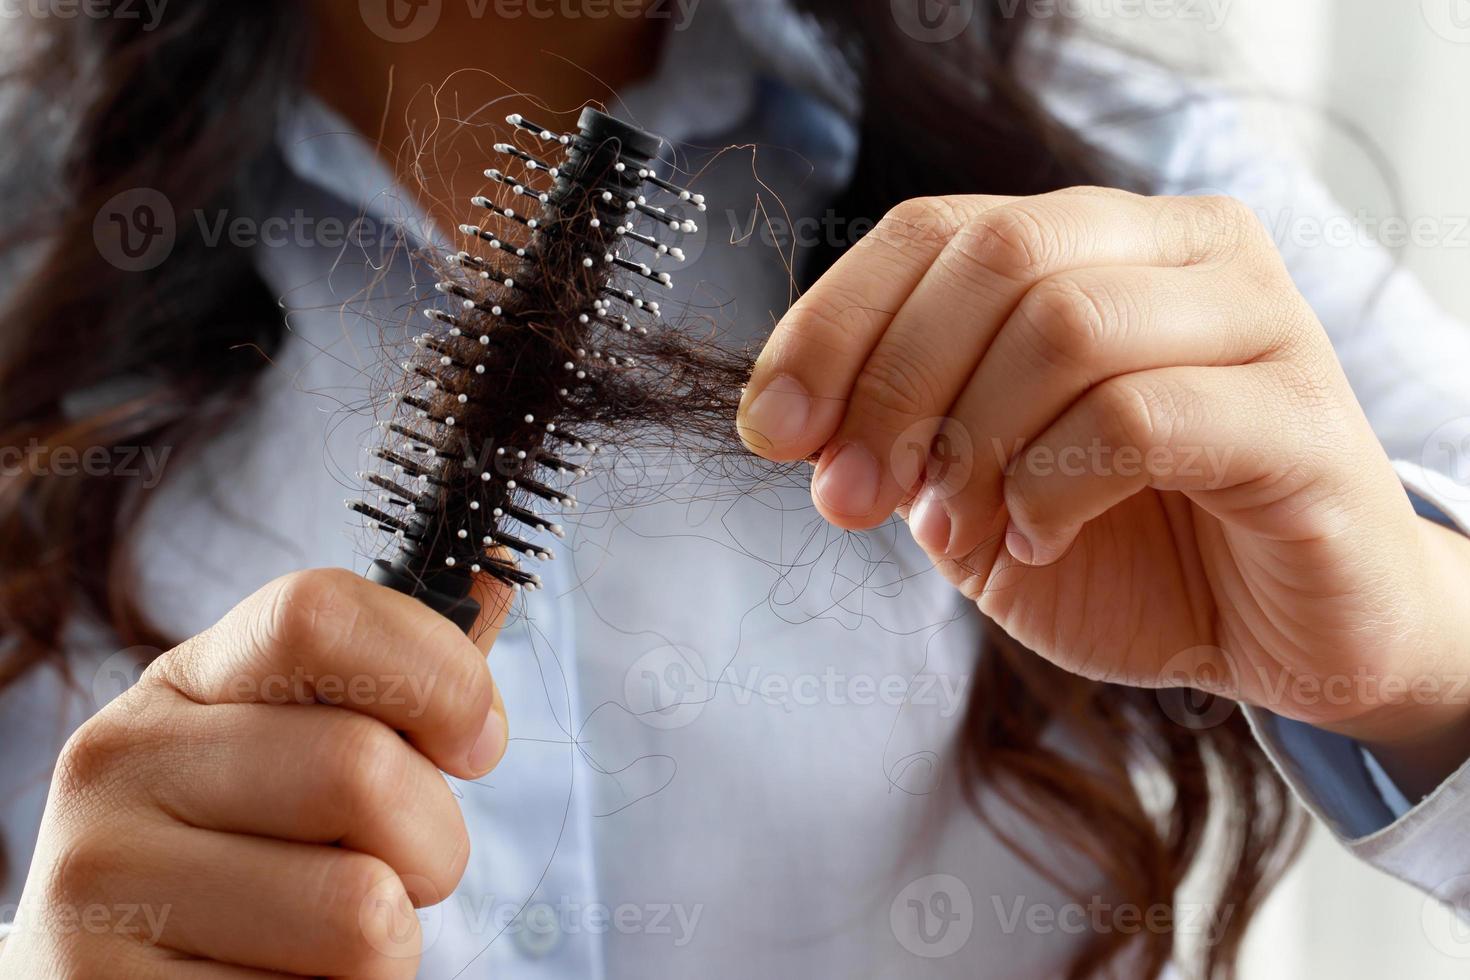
[514, 902, 562, 959]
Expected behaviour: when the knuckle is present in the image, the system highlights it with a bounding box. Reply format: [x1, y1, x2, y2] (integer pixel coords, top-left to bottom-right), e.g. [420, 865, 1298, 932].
[1095, 376, 1173, 450]
[1056, 184, 1138, 202]
[54, 714, 135, 801]
[45, 835, 125, 902]
[1273, 357, 1339, 423]
[1197, 194, 1267, 254]
[328, 716, 415, 822]
[1016, 277, 1118, 372]
[851, 346, 944, 423]
[432, 638, 494, 732]
[256, 568, 362, 659]
[946, 205, 1057, 284]
[1200, 193, 1257, 227]
[874, 197, 967, 248]
[782, 291, 889, 359]
[318, 852, 417, 970]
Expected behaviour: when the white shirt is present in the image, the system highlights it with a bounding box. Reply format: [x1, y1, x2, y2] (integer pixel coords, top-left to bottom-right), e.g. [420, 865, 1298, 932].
[4, 2, 1470, 976]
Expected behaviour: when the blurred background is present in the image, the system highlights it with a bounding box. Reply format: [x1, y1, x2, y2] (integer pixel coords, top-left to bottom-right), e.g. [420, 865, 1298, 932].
[1097, 1, 1470, 975]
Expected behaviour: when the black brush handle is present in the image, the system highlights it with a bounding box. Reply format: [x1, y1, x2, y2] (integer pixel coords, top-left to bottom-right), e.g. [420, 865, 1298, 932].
[368, 559, 481, 634]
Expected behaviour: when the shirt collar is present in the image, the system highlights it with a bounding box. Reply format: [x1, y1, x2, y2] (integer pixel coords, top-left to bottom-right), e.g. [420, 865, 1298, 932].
[273, 0, 856, 226]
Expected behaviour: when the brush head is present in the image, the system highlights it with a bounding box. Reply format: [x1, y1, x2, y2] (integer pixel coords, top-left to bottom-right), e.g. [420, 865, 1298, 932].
[350, 108, 708, 629]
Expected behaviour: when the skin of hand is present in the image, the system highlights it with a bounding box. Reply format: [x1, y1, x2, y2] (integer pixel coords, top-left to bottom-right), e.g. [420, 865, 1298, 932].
[0, 568, 512, 979]
[738, 187, 1470, 800]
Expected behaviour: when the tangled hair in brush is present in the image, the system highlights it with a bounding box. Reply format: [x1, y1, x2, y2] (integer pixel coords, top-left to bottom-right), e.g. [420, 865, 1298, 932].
[352, 108, 757, 629]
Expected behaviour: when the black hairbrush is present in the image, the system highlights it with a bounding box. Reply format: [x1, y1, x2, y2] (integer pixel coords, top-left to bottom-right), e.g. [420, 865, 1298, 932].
[349, 108, 709, 633]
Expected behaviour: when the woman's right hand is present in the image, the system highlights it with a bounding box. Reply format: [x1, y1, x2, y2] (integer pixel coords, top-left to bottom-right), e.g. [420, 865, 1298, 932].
[0, 568, 510, 979]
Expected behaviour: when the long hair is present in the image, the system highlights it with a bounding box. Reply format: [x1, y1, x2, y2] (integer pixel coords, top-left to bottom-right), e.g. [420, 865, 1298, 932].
[0, 3, 1303, 976]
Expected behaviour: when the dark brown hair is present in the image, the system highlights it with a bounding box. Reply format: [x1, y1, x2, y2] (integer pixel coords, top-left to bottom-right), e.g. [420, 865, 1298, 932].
[0, 3, 1303, 976]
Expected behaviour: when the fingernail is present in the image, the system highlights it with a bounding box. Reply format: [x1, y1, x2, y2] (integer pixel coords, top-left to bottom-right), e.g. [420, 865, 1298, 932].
[468, 707, 507, 775]
[739, 374, 812, 450]
[909, 486, 953, 554]
[813, 443, 880, 517]
[1004, 520, 1035, 565]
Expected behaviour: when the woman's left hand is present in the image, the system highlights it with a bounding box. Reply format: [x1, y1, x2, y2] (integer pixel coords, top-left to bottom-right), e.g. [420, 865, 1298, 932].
[738, 188, 1470, 796]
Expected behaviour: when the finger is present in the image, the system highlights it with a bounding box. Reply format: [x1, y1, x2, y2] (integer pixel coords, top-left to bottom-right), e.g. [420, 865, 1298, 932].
[737, 195, 1012, 459]
[910, 262, 1307, 557]
[135, 701, 468, 904]
[63, 823, 421, 979]
[789, 190, 1253, 528]
[999, 363, 1349, 566]
[469, 569, 516, 656]
[145, 568, 508, 779]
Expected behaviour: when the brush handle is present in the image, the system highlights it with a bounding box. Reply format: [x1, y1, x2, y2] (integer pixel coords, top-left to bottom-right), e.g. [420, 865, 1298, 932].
[368, 559, 481, 634]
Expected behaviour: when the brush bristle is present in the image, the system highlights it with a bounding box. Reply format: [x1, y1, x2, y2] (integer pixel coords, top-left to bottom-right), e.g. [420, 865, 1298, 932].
[350, 108, 708, 602]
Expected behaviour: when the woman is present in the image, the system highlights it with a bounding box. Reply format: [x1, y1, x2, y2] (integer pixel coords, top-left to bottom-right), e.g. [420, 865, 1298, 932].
[1, 1, 1468, 977]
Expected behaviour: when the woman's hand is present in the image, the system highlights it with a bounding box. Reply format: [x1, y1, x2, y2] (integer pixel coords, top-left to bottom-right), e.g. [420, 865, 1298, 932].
[739, 188, 1470, 796]
[0, 568, 510, 979]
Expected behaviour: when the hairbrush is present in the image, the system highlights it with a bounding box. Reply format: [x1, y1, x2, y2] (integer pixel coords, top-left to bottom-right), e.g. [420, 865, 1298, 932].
[348, 108, 710, 633]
